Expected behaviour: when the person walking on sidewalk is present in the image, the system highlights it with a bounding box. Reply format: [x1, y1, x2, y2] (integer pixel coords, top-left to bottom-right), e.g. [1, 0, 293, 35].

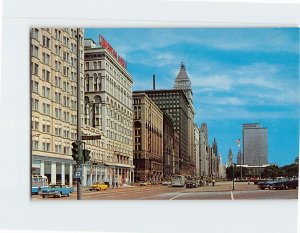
[212, 178, 216, 187]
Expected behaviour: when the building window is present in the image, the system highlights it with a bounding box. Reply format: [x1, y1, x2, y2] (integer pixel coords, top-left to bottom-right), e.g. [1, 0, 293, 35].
[31, 45, 39, 58]
[32, 63, 39, 76]
[42, 36, 50, 49]
[42, 142, 51, 151]
[32, 98, 39, 111]
[32, 140, 39, 150]
[42, 86, 50, 98]
[32, 29, 39, 40]
[42, 53, 50, 65]
[42, 103, 51, 115]
[32, 80, 39, 93]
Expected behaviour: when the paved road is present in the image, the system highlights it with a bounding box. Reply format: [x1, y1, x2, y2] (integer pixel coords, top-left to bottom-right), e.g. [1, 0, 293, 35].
[32, 182, 298, 200]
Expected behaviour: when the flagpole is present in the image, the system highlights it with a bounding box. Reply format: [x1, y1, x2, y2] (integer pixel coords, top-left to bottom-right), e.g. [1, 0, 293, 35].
[236, 139, 242, 181]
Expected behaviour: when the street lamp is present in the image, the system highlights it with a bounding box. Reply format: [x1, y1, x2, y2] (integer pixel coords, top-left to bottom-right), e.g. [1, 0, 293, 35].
[232, 163, 236, 190]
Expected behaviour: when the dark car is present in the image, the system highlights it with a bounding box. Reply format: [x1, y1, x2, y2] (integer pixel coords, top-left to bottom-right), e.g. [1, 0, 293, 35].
[272, 178, 298, 190]
[186, 179, 197, 188]
[257, 179, 278, 190]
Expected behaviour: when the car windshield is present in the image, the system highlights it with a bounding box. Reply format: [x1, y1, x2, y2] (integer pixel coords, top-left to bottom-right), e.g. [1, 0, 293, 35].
[49, 185, 61, 188]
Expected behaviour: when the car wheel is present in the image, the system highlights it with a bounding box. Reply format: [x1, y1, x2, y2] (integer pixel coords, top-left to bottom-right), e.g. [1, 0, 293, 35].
[57, 193, 62, 198]
[260, 187, 265, 190]
[67, 193, 70, 197]
[42, 195, 46, 198]
[285, 186, 289, 190]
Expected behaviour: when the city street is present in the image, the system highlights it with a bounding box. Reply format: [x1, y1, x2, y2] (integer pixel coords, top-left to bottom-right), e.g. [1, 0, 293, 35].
[32, 181, 298, 200]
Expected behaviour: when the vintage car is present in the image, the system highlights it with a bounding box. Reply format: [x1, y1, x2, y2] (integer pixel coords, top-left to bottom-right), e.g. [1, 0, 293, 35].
[257, 179, 277, 190]
[272, 178, 298, 190]
[162, 180, 172, 186]
[89, 182, 108, 191]
[186, 179, 198, 188]
[40, 184, 73, 198]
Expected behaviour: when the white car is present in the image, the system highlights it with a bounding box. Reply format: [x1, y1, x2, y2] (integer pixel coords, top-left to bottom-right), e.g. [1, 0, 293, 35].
[162, 181, 172, 186]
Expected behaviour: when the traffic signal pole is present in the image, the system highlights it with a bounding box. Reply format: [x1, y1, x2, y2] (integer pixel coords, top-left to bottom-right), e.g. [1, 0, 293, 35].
[76, 28, 82, 200]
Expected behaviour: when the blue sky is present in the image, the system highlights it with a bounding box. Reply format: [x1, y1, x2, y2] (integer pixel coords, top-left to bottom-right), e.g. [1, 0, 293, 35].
[85, 28, 299, 166]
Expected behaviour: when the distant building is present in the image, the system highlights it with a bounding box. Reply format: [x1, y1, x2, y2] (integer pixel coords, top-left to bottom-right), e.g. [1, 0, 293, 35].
[243, 123, 268, 166]
[132, 92, 164, 182]
[134, 89, 193, 176]
[173, 62, 195, 176]
[227, 149, 233, 167]
[173, 131, 180, 175]
[163, 111, 175, 179]
[194, 124, 200, 177]
[218, 156, 226, 178]
[199, 123, 209, 177]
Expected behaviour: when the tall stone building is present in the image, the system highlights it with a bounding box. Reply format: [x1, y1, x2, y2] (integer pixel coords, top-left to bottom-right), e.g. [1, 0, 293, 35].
[243, 123, 268, 166]
[173, 131, 180, 175]
[212, 138, 219, 177]
[227, 148, 233, 167]
[173, 62, 195, 176]
[134, 89, 192, 175]
[194, 124, 200, 177]
[83, 37, 135, 186]
[132, 92, 163, 182]
[163, 112, 175, 179]
[199, 123, 209, 177]
[31, 28, 85, 186]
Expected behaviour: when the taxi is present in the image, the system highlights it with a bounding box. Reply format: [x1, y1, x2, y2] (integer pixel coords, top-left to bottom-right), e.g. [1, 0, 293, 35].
[89, 182, 108, 191]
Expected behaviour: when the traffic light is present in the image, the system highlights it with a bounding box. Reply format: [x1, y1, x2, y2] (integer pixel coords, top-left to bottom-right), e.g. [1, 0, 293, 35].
[82, 149, 91, 163]
[71, 141, 80, 162]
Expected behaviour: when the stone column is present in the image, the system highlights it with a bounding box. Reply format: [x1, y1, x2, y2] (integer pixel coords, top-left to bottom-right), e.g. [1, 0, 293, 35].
[40, 160, 45, 176]
[95, 165, 98, 182]
[61, 163, 65, 185]
[69, 164, 73, 187]
[51, 162, 56, 185]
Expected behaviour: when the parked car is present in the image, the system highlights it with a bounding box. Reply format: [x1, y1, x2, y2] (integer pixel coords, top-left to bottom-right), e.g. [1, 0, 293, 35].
[272, 178, 298, 190]
[257, 179, 278, 190]
[89, 182, 108, 191]
[162, 181, 172, 186]
[40, 184, 73, 198]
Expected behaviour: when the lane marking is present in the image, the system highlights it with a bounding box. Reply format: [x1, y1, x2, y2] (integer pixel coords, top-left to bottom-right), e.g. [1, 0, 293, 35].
[230, 191, 234, 200]
[169, 193, 185, 200]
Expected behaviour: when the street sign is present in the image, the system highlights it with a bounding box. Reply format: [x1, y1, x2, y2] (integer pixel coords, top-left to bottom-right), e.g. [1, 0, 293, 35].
[82, 135, 102, 140]
[74, 164, 83, 178]
[74, 171, 82, 179]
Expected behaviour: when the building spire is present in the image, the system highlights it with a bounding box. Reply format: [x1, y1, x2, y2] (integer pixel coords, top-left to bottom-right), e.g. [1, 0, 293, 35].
[174, 62, 193, 103]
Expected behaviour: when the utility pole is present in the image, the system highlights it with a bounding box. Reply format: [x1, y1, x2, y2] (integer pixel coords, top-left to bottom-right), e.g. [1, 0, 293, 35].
[76, 28, 82, 200]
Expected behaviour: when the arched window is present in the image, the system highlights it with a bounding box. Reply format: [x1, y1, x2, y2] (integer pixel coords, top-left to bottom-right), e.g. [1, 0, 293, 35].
[98, 73, 102, 90]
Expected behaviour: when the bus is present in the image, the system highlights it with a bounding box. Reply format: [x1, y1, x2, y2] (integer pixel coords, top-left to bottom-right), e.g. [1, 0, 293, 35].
[171, 175, 186, 187]
[32, 175, 49, 194]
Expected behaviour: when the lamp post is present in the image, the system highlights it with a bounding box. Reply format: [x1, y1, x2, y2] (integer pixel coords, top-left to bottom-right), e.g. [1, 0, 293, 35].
[232, 163, 236, 190]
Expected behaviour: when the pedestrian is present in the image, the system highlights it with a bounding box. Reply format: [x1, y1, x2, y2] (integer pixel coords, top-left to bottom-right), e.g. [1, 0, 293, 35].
[212, 178, 215, 187]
